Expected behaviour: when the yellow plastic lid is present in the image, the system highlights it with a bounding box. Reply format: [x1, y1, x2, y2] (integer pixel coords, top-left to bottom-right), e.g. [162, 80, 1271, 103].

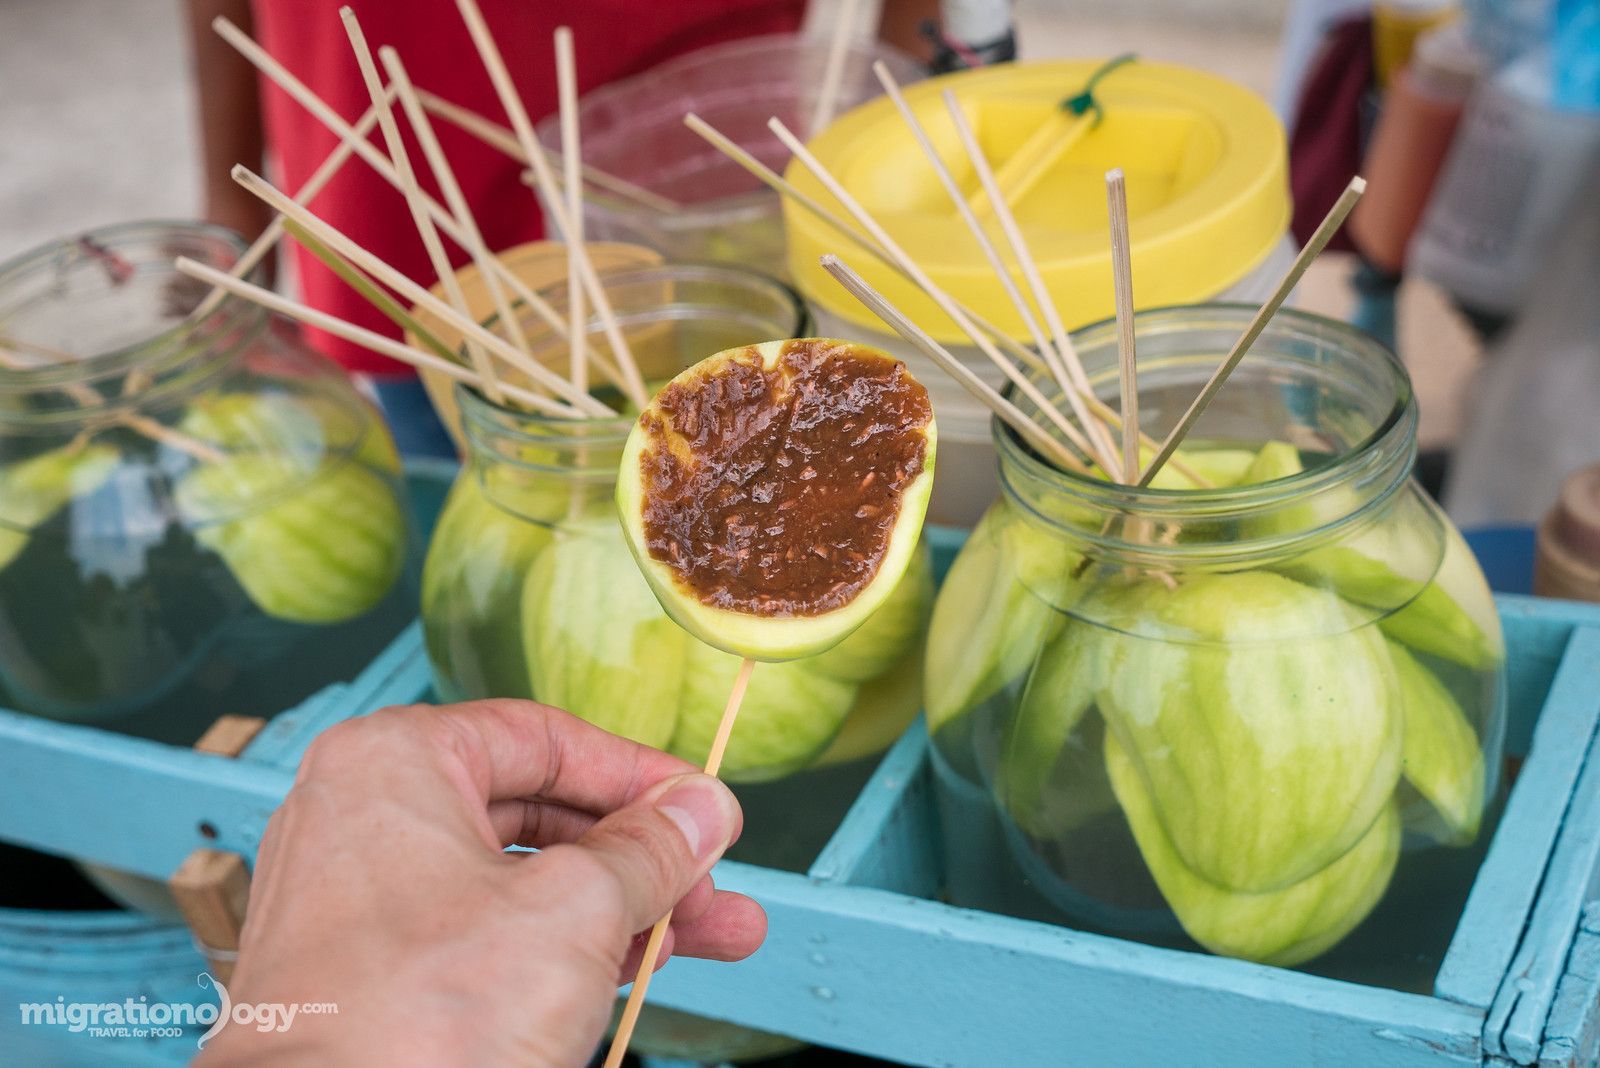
[785, 59, 1290, 345]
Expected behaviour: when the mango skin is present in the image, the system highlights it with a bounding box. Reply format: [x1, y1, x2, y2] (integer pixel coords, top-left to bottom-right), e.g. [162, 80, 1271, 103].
[1241, 440, 1502, 671]
[1107, 729, 1401, 967]
[0, 444, 119, 571]
[1096, 570, 1401, 893]
[1391, 641, 1486, 844]
[519, 520, 930, 780]
[616, 339, 936, 662]
[177, 453, 407, 625]
[173, 391, 409, 625]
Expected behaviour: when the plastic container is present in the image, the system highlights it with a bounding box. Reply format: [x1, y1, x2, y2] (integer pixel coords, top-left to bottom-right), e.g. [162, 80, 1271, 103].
[532, 33, 924, 276]
[784, 59, 1296, 526]
[925, 305, 1507, 987]
[419, 264, 932, 1061]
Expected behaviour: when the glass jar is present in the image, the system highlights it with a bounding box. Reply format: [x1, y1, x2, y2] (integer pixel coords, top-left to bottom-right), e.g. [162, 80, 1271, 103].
[0, 223, 420, 747]
[421, 264, 932, 1061]
[926, 305, 1506, 988]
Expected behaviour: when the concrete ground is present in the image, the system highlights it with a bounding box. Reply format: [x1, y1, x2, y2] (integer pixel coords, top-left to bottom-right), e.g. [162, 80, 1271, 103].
[0, 0, 1478, 447]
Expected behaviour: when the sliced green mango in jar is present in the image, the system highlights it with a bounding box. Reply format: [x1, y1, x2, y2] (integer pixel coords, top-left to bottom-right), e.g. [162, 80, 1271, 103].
[181, 391, 401, 474]
[1097, 570, 1401, 893]
[1106, 730, 1401, 967]
[0, 444, 119, 571]
[1241, 440, 1502, 670]
[811, 542, 931, 682]
[813, 645, 924, 768]
[925, 503, 1073, 733]
[669, 642, 859, 782]
[520, 522, 686, 751]
[1091, 444, 1256, 491]
[1390, 641, 1485, 844]
[421, 474, 552, 701]
[176, 453, 406, 624]
[996, 617, 1103, 840]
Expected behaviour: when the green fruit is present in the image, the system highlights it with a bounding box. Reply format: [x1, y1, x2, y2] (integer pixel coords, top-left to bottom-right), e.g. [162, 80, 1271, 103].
[812, 543, 931, 682]
[814, 645, 924, 768]
[520, 522, 687, 750]
[1107, 730, 1401, 966]
[422, 474, 552, 700]
[669, 644, 859, 781]
[181, 391, 401, 474]
[925, 503, 1075, 732]
[0, 444, 118, 571]
[1096, 571, 1401, 892]
[177, 454, 406, 624]
[1391, 641, 1485, 844]
[1241, 440, 1501, 670]
[616, 339, 936, 662]
[1179, 447, 1259, 488]
[996, 618, 1102, 840]
[1092, 444, 1254, 491]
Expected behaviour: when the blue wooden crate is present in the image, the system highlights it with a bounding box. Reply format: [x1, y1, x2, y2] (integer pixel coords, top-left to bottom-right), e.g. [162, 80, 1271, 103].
[1, 489, 1598, 1065]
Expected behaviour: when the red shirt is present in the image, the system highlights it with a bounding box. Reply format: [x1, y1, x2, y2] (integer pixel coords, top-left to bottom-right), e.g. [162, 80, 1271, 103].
[251, 0, 805, 374]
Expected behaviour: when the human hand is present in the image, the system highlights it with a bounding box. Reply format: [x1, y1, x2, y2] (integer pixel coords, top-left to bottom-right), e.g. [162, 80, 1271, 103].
[196, 699, 766, 1067]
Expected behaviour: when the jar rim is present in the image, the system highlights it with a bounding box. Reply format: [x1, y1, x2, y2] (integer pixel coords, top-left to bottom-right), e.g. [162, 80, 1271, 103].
[0, 220, 263, 395]
[996, 303, 1418, 549]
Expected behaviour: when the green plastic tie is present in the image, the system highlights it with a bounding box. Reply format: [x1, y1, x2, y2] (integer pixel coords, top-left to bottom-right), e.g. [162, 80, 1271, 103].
[1061, 53, 1138, 127]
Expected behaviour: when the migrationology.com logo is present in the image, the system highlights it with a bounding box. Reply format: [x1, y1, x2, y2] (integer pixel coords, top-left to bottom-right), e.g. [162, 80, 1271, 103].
[18, 973, 337, 1049]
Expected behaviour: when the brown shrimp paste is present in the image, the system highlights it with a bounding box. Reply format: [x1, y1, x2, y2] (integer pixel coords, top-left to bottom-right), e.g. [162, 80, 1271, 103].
[638, 339, 932, 617]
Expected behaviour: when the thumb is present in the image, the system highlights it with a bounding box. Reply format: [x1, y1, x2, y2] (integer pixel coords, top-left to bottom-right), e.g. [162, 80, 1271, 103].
[545, 773, 742, 939]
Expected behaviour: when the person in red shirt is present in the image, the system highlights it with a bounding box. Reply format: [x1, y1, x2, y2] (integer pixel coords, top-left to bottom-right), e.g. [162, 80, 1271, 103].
[186, 0, 936, 454]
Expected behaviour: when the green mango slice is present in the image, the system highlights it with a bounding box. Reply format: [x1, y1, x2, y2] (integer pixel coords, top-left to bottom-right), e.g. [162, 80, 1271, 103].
[181, 391, 401, 474]
[925, 503, 1074, 732]
[0, 444, 119, 571]
[1097, 571, 1401, 892]
[1107, 730, 1401, 966]
[177, 454, 406, 624]
[1241, 440, 1501, 671]
[812, 543, 931, 682]
[1390, 641, 1485, 844]
[669, 643, 859, 782]
[422, 474, 552, 701]
[520, 523, 686, 750]
[996, 618, 1102, 840]
[1092, 445, 1255, 491]
[814, 646, 924, 768]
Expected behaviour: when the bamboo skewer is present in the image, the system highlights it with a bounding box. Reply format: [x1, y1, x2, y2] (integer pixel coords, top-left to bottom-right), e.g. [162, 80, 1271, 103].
[768, 116, 1104, 469]
[808, 0, 861, 135]
[683, 113, 1208, 486]
[413, 88, 679, 213]
[822, 257, 1086, 473]
[603, 656, 757, 1068]
[338, 9, 505, 406]
[1105, 169, 1140, 483]
[231, 164, 613, 417]
[1138, 177, 1367, 487]
[940, 89, 1124, 479]
[873, 62, 1120, 476]
[380, 47, 532, 372]
[453, 0, 649, 411]
[190, 75, 396, 324]
[174, 258, 583, 419]
[554, 27, 587, 396]
[211, 16, 630, 401]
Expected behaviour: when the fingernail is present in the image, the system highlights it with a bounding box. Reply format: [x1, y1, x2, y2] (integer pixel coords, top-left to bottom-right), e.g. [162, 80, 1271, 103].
[656, 774, 736, 861]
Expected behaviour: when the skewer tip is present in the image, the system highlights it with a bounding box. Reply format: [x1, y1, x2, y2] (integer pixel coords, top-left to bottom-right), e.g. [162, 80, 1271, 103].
[1350, 175, 1368, 195]
[1106, 167, 1125, 185]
